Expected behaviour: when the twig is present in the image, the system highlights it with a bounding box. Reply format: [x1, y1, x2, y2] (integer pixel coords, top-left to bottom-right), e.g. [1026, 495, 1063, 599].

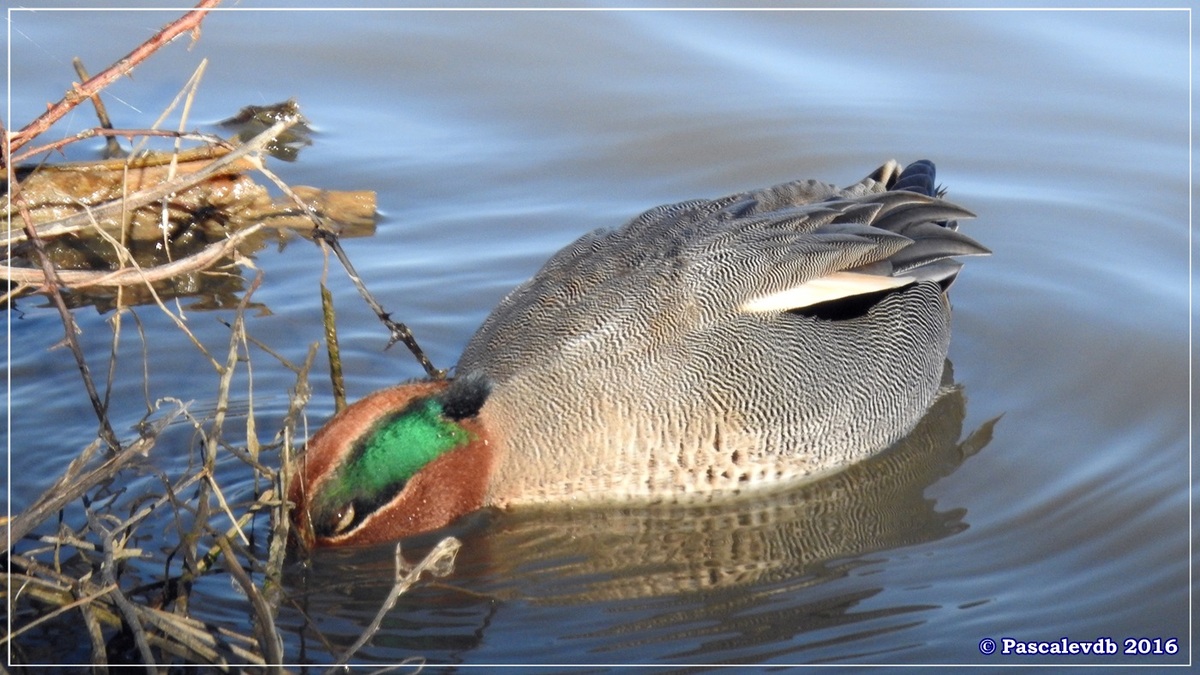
[12, 128, 229, 165]
[205, 470, 249, 547]
[9, 183, 122, 449]
[77, 203, 226, 371]
[165, 273, 262, 587]
[222, 320, 312, 375]
[176, 273, 264, 615]
[152, 58, 209, 272]
[0, 582, 119, 645]
[135, 606, 264, 665]
[1, 223, 260, 290]
[186, 488, 277, 579]
[10, 554, 266, 665]
[6, 0, 223, 159]
[130, 309, 154, 417]
[239, 317, 261, 465]
[252, 160, 444, 378]
[78, 590, 111, 673]
[93, 199, 134, 431]
[331, 537, 462, 668]
[137, 58, 208, 158]
[315, 227, 446, 379]
[263, 344, 316, 610]
[246, 344, 317, 613]
[206, 270, 262, 460]
[87, 511, 158, 671]
[72, 57, 124, 158]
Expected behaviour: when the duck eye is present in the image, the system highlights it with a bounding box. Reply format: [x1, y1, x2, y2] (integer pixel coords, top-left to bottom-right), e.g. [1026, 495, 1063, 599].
[313, 478, 409, 539]
[332, 503, 356, 535]
[315, 502, 359, 538]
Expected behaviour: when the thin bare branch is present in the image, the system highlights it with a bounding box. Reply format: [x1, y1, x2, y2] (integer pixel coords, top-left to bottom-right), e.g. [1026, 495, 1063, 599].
[331, 537, 462, 668]
[7, 0, 223, 159]
[252, 160, 444, 378]
[87, 511, 158, 670]
[1, 221, 264, 290]
[0, 582, 119, 646]
[13, 128, 229, 165]
[8, 177, 121, 449]
[72, 57, 125, 158]
[317, 227, 446, 379]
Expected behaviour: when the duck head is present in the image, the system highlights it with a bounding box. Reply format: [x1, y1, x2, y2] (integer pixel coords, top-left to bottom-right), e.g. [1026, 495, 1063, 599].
[289, 373, 494, 548]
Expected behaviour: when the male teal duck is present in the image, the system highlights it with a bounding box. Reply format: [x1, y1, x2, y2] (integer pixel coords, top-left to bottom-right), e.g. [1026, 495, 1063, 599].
[290, 159, 988, 548]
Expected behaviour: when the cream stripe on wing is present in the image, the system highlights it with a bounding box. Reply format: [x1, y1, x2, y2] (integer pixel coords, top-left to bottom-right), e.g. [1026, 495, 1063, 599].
[739, 271, 915, 313]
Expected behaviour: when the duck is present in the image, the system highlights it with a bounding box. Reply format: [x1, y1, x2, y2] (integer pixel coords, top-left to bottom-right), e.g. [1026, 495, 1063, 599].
[289, 159, 989, 548]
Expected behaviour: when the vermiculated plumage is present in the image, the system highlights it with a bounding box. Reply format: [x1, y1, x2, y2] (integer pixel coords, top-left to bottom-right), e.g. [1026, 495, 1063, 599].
[458, 159, 988, 504]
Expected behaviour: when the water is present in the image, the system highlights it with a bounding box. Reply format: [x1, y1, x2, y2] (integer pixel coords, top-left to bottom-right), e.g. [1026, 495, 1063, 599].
[6, 5, 1191, 669]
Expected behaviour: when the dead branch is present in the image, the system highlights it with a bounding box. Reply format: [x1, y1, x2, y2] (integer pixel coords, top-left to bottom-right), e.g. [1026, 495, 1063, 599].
[13, 129, 229, 166]
[315, 226, 446, 379]
[9, 554, 266, 666]
[87, 510, 158, 668]
[1, 223, 260, 295]
[3, 116, 297, 247]
[331, 537, 462, 668]
[250, 160, 442, 378]
[6, 0, 223, 161]
[72, 57, 125, 158]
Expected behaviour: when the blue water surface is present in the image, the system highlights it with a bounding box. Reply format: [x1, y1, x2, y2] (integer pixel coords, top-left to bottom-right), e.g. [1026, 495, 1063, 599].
[6, 5, 1191, 669]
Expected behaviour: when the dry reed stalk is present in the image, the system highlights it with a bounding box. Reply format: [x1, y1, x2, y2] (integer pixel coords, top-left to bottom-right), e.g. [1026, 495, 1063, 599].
[320, 283, 347, 413]
[9, 554, 267, 666]
[6, 3, 456, 667]
[6, 9, 277, 663]
[216, 536, 284, 670]
[9, 191, 122, 449]
[6, 411, 177, 550]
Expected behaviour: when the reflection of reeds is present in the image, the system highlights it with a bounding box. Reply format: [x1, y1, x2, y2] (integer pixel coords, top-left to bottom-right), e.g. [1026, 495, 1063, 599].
[4, 3, 457, 668]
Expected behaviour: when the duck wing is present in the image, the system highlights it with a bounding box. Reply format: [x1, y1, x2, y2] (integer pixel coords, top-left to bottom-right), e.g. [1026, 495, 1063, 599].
[459, 160, 988, 379]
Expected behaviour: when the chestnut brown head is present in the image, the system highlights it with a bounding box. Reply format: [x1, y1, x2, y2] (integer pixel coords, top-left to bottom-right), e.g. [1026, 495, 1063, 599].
[290, 374, 494, 548]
